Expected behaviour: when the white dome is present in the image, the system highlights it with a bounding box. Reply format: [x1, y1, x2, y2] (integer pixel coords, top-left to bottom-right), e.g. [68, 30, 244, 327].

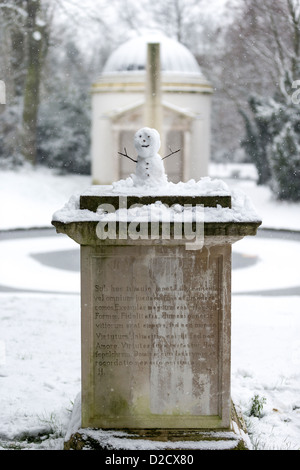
[102, 32, 202, 75]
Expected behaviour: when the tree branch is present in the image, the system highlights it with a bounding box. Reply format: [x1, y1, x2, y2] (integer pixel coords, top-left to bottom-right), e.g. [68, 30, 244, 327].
[0, 2, 27, 18]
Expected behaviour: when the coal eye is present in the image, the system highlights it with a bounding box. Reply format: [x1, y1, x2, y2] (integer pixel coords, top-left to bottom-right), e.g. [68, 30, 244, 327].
[139, 135, 141, 138]
[148, 136, 150, 138]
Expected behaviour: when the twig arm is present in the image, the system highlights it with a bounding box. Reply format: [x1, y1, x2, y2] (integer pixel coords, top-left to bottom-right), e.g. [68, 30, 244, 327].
[162, 147, 180, 160]
[118, 147, 137, 163]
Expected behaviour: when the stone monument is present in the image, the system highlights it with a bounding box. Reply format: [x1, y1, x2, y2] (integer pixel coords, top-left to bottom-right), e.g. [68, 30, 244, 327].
[52, 128, 261, 450]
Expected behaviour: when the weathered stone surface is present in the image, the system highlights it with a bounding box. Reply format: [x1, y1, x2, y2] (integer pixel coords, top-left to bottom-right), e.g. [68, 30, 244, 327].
[52, 187, 261, 445]
[52, 220, 261, 247]
[80, 194, 232, 211]
[63, 402, 250, 450]
[81, 243, 231, 430]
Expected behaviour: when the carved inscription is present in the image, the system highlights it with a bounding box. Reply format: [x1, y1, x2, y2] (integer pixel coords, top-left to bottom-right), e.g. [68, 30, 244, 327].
[91, 251, 221, 416]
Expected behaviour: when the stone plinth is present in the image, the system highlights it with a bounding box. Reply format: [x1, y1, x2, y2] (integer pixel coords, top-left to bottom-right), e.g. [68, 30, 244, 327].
[52, 183, 261, 442]
[79, 186, 232, 211]
[81, 242, 231, 429]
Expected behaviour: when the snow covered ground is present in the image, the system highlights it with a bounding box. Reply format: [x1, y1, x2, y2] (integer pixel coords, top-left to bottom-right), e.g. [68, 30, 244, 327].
[1, 164, 300, 231]
[0, 166, 91, 231]
[0, 165, 300, 450]
[209, 162, 300, 231]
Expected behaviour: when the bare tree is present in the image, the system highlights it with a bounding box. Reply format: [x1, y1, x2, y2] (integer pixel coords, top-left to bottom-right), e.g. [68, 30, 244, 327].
[22, 0, 49, 165]
[202, 0, 300, 161]
[0, 0, 51, 164]
[0, 0, 28, 99]
[148, 0, 203, 44]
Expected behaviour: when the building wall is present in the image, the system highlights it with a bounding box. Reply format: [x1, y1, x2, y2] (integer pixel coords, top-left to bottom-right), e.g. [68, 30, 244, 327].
[91, 80, 212, 184]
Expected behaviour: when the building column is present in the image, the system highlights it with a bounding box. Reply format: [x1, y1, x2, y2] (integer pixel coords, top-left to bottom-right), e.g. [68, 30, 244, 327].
[189, 115, 209, 179]
[92, 115, 117, 185]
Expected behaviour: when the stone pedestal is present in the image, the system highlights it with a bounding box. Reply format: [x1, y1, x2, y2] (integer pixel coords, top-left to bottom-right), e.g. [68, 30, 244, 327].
[81, 242, 231, 429]
[52, 185, 261, 448]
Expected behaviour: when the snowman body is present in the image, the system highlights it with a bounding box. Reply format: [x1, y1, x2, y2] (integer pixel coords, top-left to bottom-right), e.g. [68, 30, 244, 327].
[133, 127, 167, 186]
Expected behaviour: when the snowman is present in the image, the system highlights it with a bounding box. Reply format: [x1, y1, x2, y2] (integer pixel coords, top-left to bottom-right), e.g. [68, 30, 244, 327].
[133, 127, 168, 187]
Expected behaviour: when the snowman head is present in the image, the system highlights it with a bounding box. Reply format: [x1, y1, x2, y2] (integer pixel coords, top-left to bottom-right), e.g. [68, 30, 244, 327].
[134, 127, 161, 159]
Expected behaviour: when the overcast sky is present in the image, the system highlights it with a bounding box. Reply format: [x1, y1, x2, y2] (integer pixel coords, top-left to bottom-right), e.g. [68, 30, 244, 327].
[53, 0, 239, 59]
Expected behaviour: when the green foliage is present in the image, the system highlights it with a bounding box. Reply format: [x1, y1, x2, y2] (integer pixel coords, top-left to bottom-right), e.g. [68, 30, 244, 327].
[241, 93, 300, 201]
[240, 96, 272, 185]
[249, 394, 266, 418]
[37, 85, 91, 175]
[268, 122, 300, 201]
[0, 99, 24, 168]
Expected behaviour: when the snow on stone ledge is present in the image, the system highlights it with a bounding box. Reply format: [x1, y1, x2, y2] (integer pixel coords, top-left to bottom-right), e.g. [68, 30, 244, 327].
[85, 176, 231, 197]
[52, 178, 261, 224]
[64, 395, 245, 451]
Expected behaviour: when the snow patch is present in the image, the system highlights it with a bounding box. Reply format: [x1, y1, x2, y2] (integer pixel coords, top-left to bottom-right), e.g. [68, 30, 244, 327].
[111, 175, 230, 195]
[33, 31, 42, 41]
[52, 177, 261, 224]
[1, 165, 299, 231]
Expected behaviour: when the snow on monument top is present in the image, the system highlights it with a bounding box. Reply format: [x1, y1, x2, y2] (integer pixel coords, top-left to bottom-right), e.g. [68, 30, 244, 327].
[52, 127, 262, 225]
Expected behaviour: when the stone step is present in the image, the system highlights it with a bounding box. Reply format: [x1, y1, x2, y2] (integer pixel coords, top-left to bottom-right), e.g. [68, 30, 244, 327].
[63, 397, 251, 451]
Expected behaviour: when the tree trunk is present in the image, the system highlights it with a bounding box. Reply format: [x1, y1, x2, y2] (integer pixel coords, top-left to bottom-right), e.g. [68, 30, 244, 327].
[22, 0, 46, 165]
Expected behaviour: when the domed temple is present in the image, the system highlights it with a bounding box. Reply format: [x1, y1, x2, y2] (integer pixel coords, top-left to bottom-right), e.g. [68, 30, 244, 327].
[91, 32, 213, 184]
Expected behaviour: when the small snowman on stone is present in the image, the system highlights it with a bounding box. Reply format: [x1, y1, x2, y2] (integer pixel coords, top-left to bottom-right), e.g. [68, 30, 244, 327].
[119, 127, 180, 187]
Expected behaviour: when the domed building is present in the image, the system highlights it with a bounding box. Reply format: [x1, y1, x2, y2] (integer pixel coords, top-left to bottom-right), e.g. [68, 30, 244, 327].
[91, 32, 213, 184]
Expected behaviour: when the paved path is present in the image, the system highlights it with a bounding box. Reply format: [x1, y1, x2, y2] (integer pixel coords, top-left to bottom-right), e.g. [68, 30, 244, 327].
[234, 228, 300, 296]
[0, 227, 299, 295]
